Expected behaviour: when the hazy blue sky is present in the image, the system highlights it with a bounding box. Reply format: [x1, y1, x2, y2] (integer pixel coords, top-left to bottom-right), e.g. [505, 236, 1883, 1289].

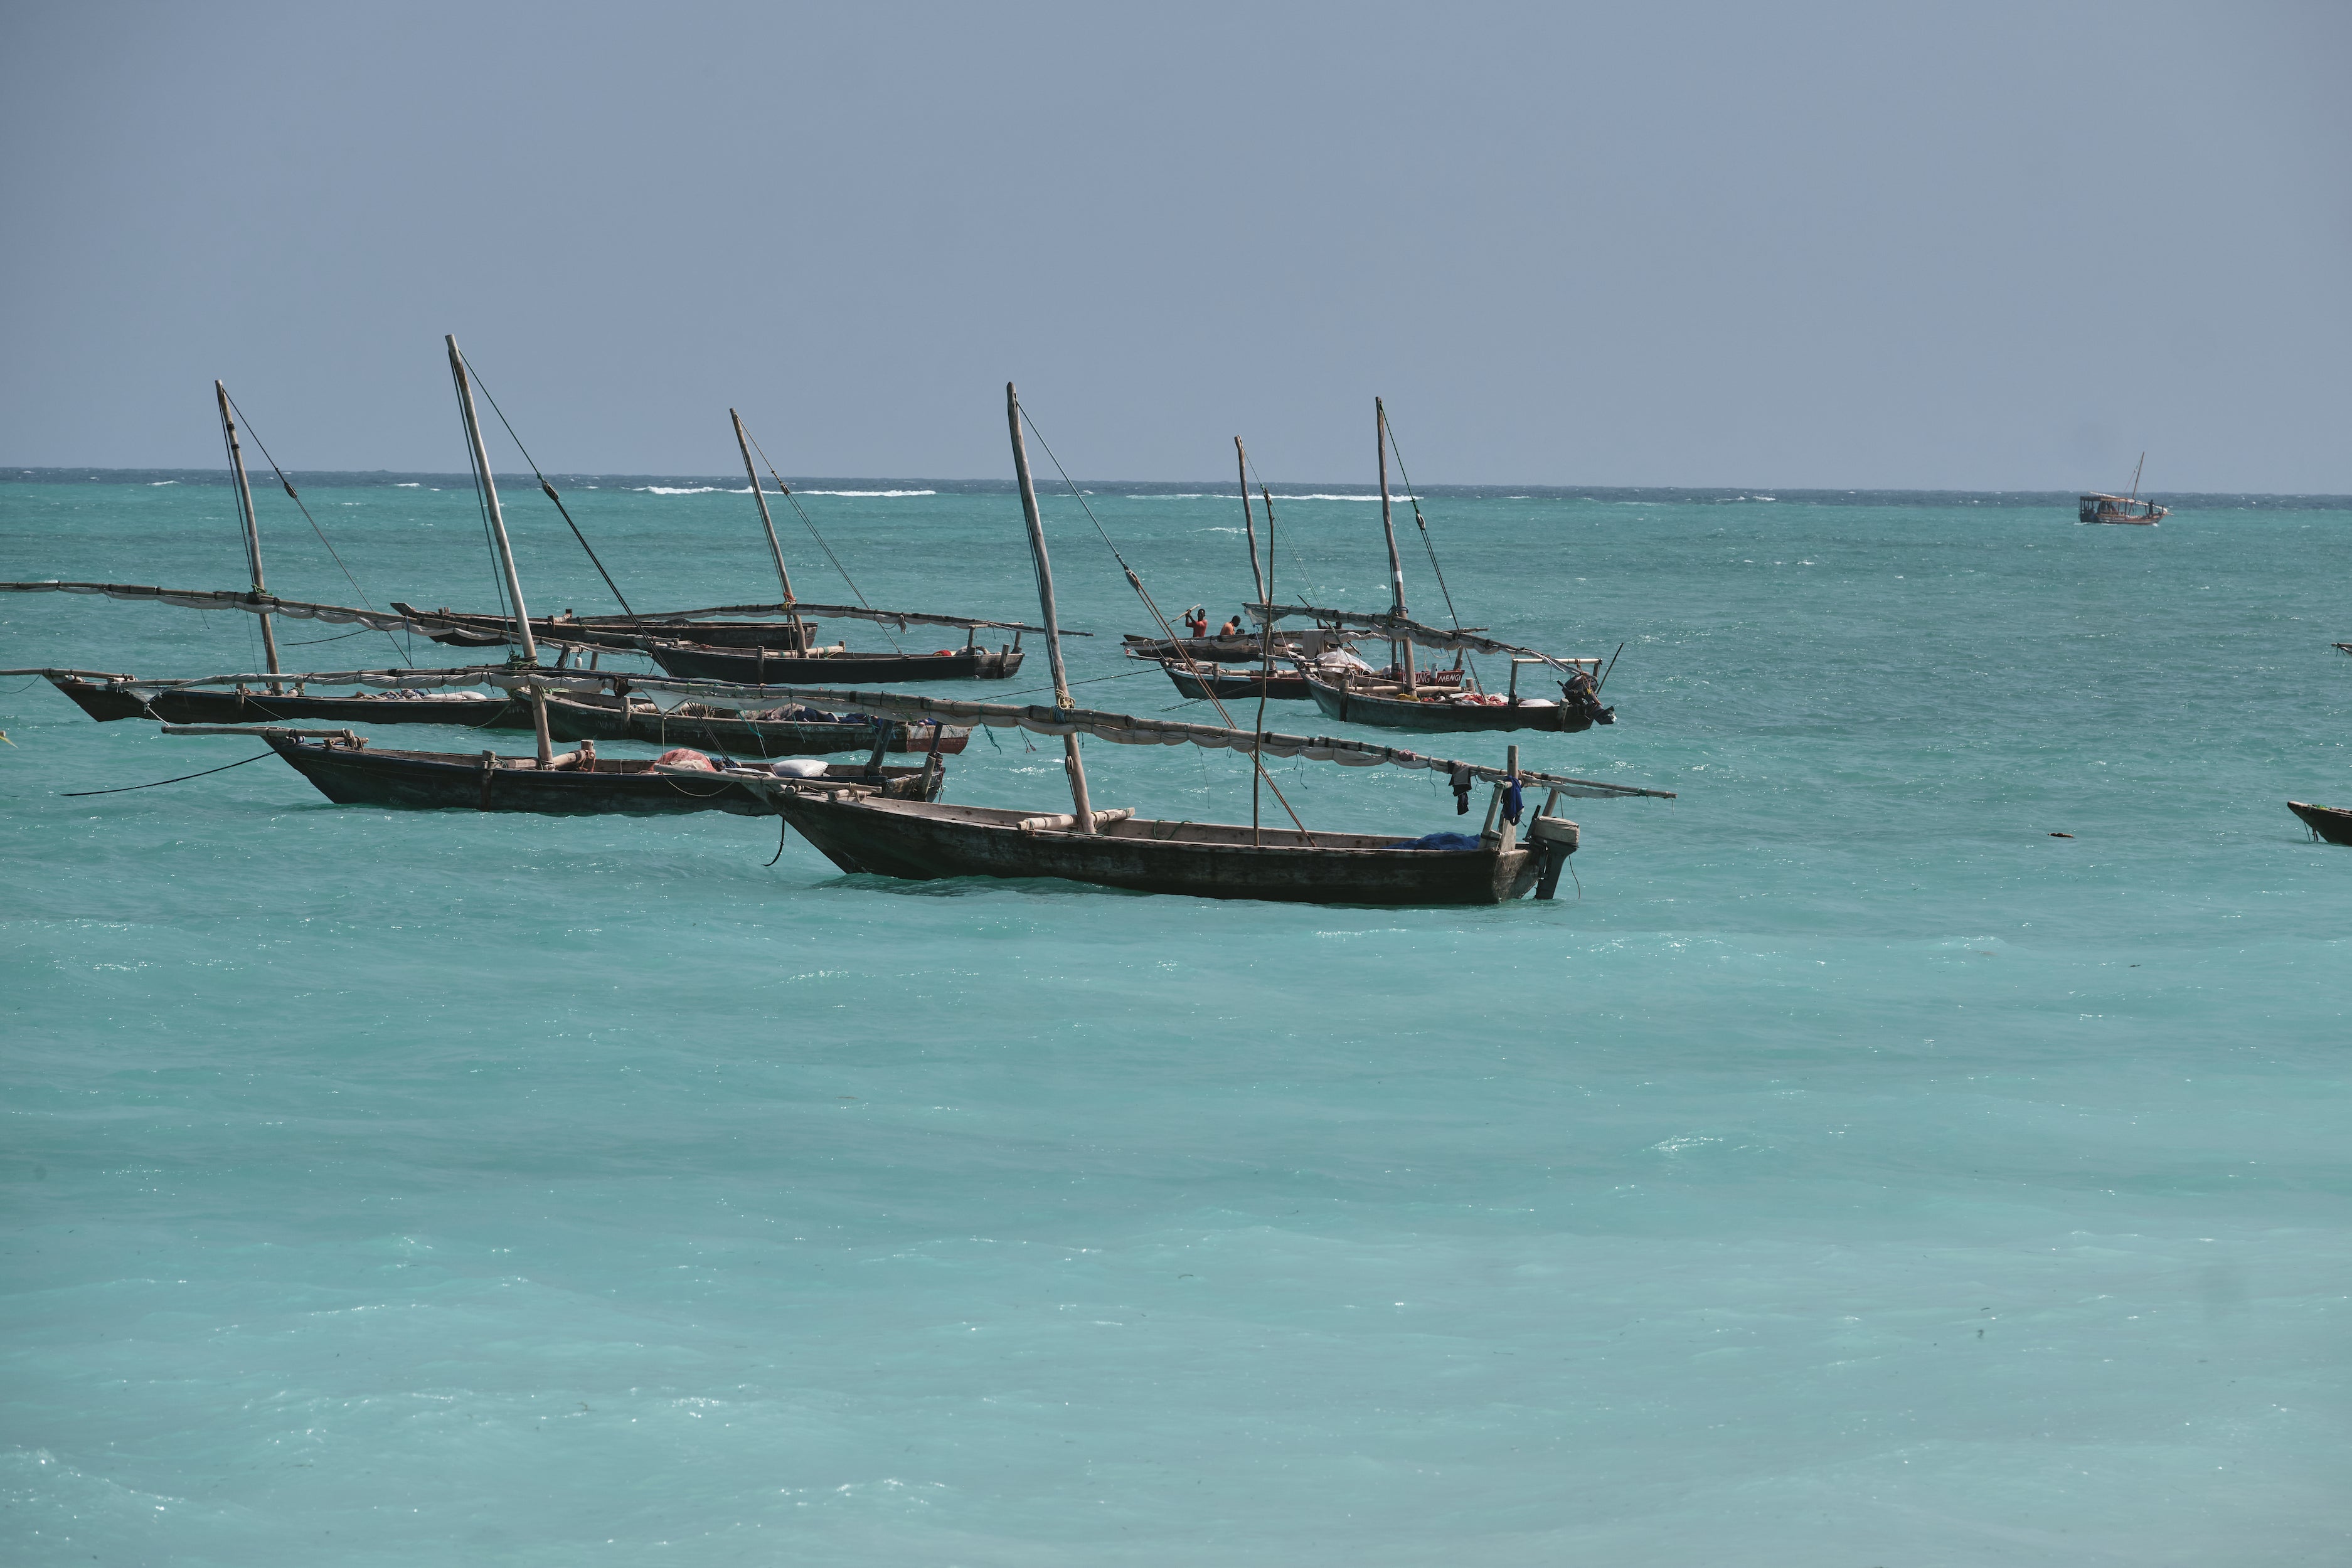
[3, 2, 2346, 488]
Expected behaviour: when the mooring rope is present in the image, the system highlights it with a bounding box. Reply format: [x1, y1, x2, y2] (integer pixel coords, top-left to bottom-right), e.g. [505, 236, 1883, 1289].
[61, 751, 274, 796]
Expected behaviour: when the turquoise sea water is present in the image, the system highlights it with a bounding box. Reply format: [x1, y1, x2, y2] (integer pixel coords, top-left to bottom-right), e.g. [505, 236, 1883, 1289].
[5, 474, 2350, 1564]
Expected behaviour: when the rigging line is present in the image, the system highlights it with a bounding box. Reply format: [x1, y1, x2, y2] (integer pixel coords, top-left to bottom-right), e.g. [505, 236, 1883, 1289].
[1014, 405, 1315, 843]
[741, 426, 903, 655]
[1379, 413, 1463, 632]
[996, 665, 1157, 701]
[61, 751, 274, 796]
[280, 625, 373, 647]
[221, 391, 413, 667]
[459, 358, 638, 619]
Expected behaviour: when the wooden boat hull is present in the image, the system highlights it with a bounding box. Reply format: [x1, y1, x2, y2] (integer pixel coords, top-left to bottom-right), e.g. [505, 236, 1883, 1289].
[2287, 800, 2352, 846]
[391, 603, 819, 652]
[45, 675, 531, 729]
[772, 793, 1545, 905]
[264, 735, 943, 815]
[1162, 662, 1311, 701]
[1303, 672, 1606, 734]
[646, 643, 1024, 683]
[541, 693, 969, 756]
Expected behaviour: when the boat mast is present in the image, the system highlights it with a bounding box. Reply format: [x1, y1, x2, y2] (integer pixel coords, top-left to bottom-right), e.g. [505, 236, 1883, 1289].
[731, 408, 807, 649]
[1376, 396, 1415, 694]
[1006, 381, 1094, 834]
[215, 381, 282, 690]
[1236, 437, 1266, 608]
[446, 335, 553, 765]
[2129, 452, 2145, 502]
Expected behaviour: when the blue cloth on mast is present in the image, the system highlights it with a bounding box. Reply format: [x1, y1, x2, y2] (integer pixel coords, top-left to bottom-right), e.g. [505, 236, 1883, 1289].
[1503, 779, 1524, 825]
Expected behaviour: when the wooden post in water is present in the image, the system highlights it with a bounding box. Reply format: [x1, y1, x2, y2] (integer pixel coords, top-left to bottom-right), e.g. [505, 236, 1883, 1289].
[215, 381, 282, 690]
[446, 336, 553, 765]
[732, 410, 807, 649]
[1006, 382, 1093, 832]
[1376, 397, 1416, 695]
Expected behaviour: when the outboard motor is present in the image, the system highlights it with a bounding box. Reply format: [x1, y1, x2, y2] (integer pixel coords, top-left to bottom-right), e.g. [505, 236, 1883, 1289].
[1528, 815, 1580, 900]
[1561, 671, 1614, 726]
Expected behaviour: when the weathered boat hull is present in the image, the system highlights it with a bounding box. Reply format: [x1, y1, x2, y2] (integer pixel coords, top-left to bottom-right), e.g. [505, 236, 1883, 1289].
[2287, 800, 2352, 846]
[1303, 673, 1604, 734]
[1162, 662, 1311, 701]
[772, 793, 1545, 905]
[540, 693, 969, 756]
[264, 734, 943, 815]
[390, 603, 820, 652]
[2077, 496, 2166, 524]
[45, 675, 531, 729]
[646, 643, 1024, 683]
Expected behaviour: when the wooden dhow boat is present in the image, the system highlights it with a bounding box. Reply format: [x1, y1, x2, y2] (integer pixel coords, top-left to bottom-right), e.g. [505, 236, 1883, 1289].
[1247, 399, 1617, 734]
[392, 410, 1063, 682]
[733, 384, 1674, 905]
[2287, 800, 2352, 846]
[162, 724, 944, 815]
[1, 383, 539, 729]
[540, 687, 969, 756]
[2079, 453, 2166, 524]
[13, 664, 531, 728]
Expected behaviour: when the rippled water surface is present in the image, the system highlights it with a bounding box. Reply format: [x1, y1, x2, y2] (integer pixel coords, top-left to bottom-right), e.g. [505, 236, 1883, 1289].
[5, 474, 2349, 1564]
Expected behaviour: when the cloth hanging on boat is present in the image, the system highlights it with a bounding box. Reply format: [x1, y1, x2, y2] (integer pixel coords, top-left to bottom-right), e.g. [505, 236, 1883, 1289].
[1503, 778, 1524, 825]
[1450, 763, 1473, 815]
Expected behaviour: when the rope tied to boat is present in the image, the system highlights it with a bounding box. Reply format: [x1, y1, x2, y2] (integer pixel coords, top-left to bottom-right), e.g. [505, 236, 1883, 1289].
[60, 751, 274, 796]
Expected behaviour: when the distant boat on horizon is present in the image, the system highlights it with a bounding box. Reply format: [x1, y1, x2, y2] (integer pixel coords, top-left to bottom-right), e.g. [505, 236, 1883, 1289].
[2080, 452, 2167, 524]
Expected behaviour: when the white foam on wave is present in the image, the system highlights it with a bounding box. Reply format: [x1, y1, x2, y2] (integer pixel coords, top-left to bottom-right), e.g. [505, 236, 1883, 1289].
[394, 482, 422, 488]
[1271, 493, 1417, 502]
[149, 480, 178, 486]
[799, 489, 937, 497]
[635, 485, 745, 496]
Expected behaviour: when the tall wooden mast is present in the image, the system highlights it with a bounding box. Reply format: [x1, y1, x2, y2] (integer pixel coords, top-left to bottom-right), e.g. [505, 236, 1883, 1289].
[446, 335, 553, 765]
[731, 408, 807, 648]
[1236, 437, 1266, 608]
[1376, 396, 1415, 694]
[1007, 381, 1093, 833]
[215, 381, 281, 689]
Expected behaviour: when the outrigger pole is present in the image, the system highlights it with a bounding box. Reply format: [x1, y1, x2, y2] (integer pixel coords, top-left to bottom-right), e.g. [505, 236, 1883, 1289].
[215, 381, 281, 690]
[1008, 382, 1094, 834]
[446, 335, 554, 765]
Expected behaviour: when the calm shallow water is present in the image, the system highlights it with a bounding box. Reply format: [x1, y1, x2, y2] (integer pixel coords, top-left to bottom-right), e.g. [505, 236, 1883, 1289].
[4, 475, 2350, 1564]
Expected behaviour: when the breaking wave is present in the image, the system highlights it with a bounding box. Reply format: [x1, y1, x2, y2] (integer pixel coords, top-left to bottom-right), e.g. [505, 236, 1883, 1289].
[799, 489, 937, 497]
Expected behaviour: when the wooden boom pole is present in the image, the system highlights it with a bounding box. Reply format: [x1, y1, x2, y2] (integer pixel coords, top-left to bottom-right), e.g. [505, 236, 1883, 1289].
[731, 408, 807, 649]
[1006, 383, 1094, 833]
[446, 336, 553, 765]
[1376, 396, 1415, 695]
[215, 381, 281, 689]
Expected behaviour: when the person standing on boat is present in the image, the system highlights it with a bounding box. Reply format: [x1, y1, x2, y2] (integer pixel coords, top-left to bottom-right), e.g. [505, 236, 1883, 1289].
[1185, 605, 1209, 639]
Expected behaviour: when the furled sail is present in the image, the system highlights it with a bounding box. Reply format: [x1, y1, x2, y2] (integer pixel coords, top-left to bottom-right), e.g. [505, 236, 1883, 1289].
[0, 581, 1082, 642]
[536, 601, 1084, 636]
[0, 580, 444, 635]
